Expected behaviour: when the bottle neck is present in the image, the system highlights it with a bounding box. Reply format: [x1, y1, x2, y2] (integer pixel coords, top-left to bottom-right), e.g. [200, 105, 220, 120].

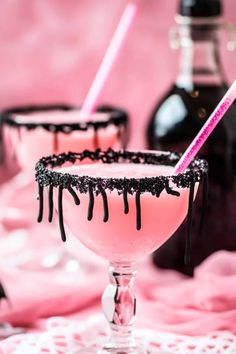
[176, 22, 225, 89]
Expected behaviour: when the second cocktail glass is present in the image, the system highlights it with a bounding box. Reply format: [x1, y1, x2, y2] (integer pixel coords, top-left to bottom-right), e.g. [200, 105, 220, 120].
[36, 148, 208, 353]
[1, 105, 128, 269]
[2, 104, 128, 173]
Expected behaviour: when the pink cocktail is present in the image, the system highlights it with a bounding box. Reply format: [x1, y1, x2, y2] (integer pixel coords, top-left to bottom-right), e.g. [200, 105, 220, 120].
[59, 163, 193, 262]
[0, 105, 128, 271]
[2, 104, 128, 175]
[36, 148, 208, 353]
[1, 104, 127, 223]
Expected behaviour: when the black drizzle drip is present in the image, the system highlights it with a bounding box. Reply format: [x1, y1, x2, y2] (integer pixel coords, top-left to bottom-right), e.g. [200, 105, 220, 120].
[185, 183, 195, 265]
[17, 126, 22, 142]
[58, 185, 66, 242]
[68, 186, 80, 205]
[48, 185, 54, 223]
[98, 185, 109, 222]
[37, 183, 44, 223]
[35, 148, 208, 264]
[88, 182, 94, 221]
[200, 172, 209, 236]
[93, 127, 99, 149]
[53, 132, 59, 153]
[135, 190, 141, 230]
[0, 282, 8, 303]
[123, 186, 129, 214]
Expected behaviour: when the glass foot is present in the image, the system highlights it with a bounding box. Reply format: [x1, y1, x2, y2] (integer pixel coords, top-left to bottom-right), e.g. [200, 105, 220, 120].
[98, 347, 171, 354]
[77, 349, 146, 354]
[75, 348, 171, 354]
[76, 345, 170, 354]
[99, 347, 147, 353]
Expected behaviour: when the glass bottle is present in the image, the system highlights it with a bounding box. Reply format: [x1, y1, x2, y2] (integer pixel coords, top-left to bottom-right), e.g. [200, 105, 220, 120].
[147, 0, 236, 275]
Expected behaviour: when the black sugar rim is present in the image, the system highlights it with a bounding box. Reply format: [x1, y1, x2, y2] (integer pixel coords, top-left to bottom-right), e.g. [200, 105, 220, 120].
[35, 148, 208, 196]
[35, 148, 208, 265]
[1, 104, 128, 134]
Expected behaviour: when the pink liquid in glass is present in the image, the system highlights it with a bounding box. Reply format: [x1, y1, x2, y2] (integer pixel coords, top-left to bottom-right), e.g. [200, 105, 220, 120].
[56, 163, 195, 262]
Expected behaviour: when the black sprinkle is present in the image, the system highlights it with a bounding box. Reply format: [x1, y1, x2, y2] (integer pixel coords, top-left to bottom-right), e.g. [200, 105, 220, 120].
[123, 187, 129, 214]
[88, 182, 94, 221]
[48, 185, 54, 222]
[68, 185, 80, 205]
[135, 190, 141, 230]
[37, 183, 44, 223]
[185, 183, 195, 265]
[35, 149, 208, 197]
[98, 185, 109, 222]
[3, 105, 127, 135]
[58, 186, 66, 242]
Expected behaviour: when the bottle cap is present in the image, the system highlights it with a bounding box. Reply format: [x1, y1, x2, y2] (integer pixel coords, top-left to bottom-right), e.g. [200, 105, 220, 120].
[179, 0, 222, 17]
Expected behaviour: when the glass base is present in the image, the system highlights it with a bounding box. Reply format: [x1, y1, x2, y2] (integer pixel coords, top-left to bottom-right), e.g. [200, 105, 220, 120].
[76, 345, 170, 354]
[98, 345, 146, 354]
[77, 349, 146, 354]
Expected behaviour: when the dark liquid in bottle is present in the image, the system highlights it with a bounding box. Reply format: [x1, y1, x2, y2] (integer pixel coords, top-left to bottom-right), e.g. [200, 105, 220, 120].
[147, 84, 236, 275]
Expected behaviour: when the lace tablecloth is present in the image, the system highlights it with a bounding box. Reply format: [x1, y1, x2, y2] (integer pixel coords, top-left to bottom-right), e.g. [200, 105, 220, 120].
[1, 315, 235, 354]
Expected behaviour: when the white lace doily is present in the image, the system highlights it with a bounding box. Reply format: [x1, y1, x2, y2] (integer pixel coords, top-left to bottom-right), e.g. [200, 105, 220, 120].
[1, 315, 235, 353]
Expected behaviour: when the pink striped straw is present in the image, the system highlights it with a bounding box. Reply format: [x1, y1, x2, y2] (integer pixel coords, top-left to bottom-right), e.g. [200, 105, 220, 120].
[80, 3, 137, 115]
[173, 80, 236, 174]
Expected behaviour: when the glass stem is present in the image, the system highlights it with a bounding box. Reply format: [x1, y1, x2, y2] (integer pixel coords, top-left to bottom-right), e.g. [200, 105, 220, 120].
[101, 262, 138, 351]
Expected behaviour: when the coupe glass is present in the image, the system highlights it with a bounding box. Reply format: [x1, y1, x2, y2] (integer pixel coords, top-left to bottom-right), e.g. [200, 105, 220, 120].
[35, 148, 208, 353]
[2, 104, 128, 175]
[0, 104, 128, 269]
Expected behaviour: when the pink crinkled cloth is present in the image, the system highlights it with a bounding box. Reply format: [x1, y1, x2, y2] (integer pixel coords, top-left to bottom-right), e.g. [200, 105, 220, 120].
[0, 177, 236, 336]
[136, 250, 236, 335]
[0, 231, 235, 336]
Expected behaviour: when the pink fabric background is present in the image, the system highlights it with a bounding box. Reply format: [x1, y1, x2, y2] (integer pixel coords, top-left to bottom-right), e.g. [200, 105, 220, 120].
[1, 0, 236, 148]
[1, 2, 236, 346]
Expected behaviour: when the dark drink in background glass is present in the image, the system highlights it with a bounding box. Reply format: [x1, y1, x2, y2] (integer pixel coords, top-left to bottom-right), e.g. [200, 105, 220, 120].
[147, 0, 236, 275]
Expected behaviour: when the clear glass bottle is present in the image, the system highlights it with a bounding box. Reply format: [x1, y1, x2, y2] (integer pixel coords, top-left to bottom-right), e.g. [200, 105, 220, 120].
[147, 0, 236, 275]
